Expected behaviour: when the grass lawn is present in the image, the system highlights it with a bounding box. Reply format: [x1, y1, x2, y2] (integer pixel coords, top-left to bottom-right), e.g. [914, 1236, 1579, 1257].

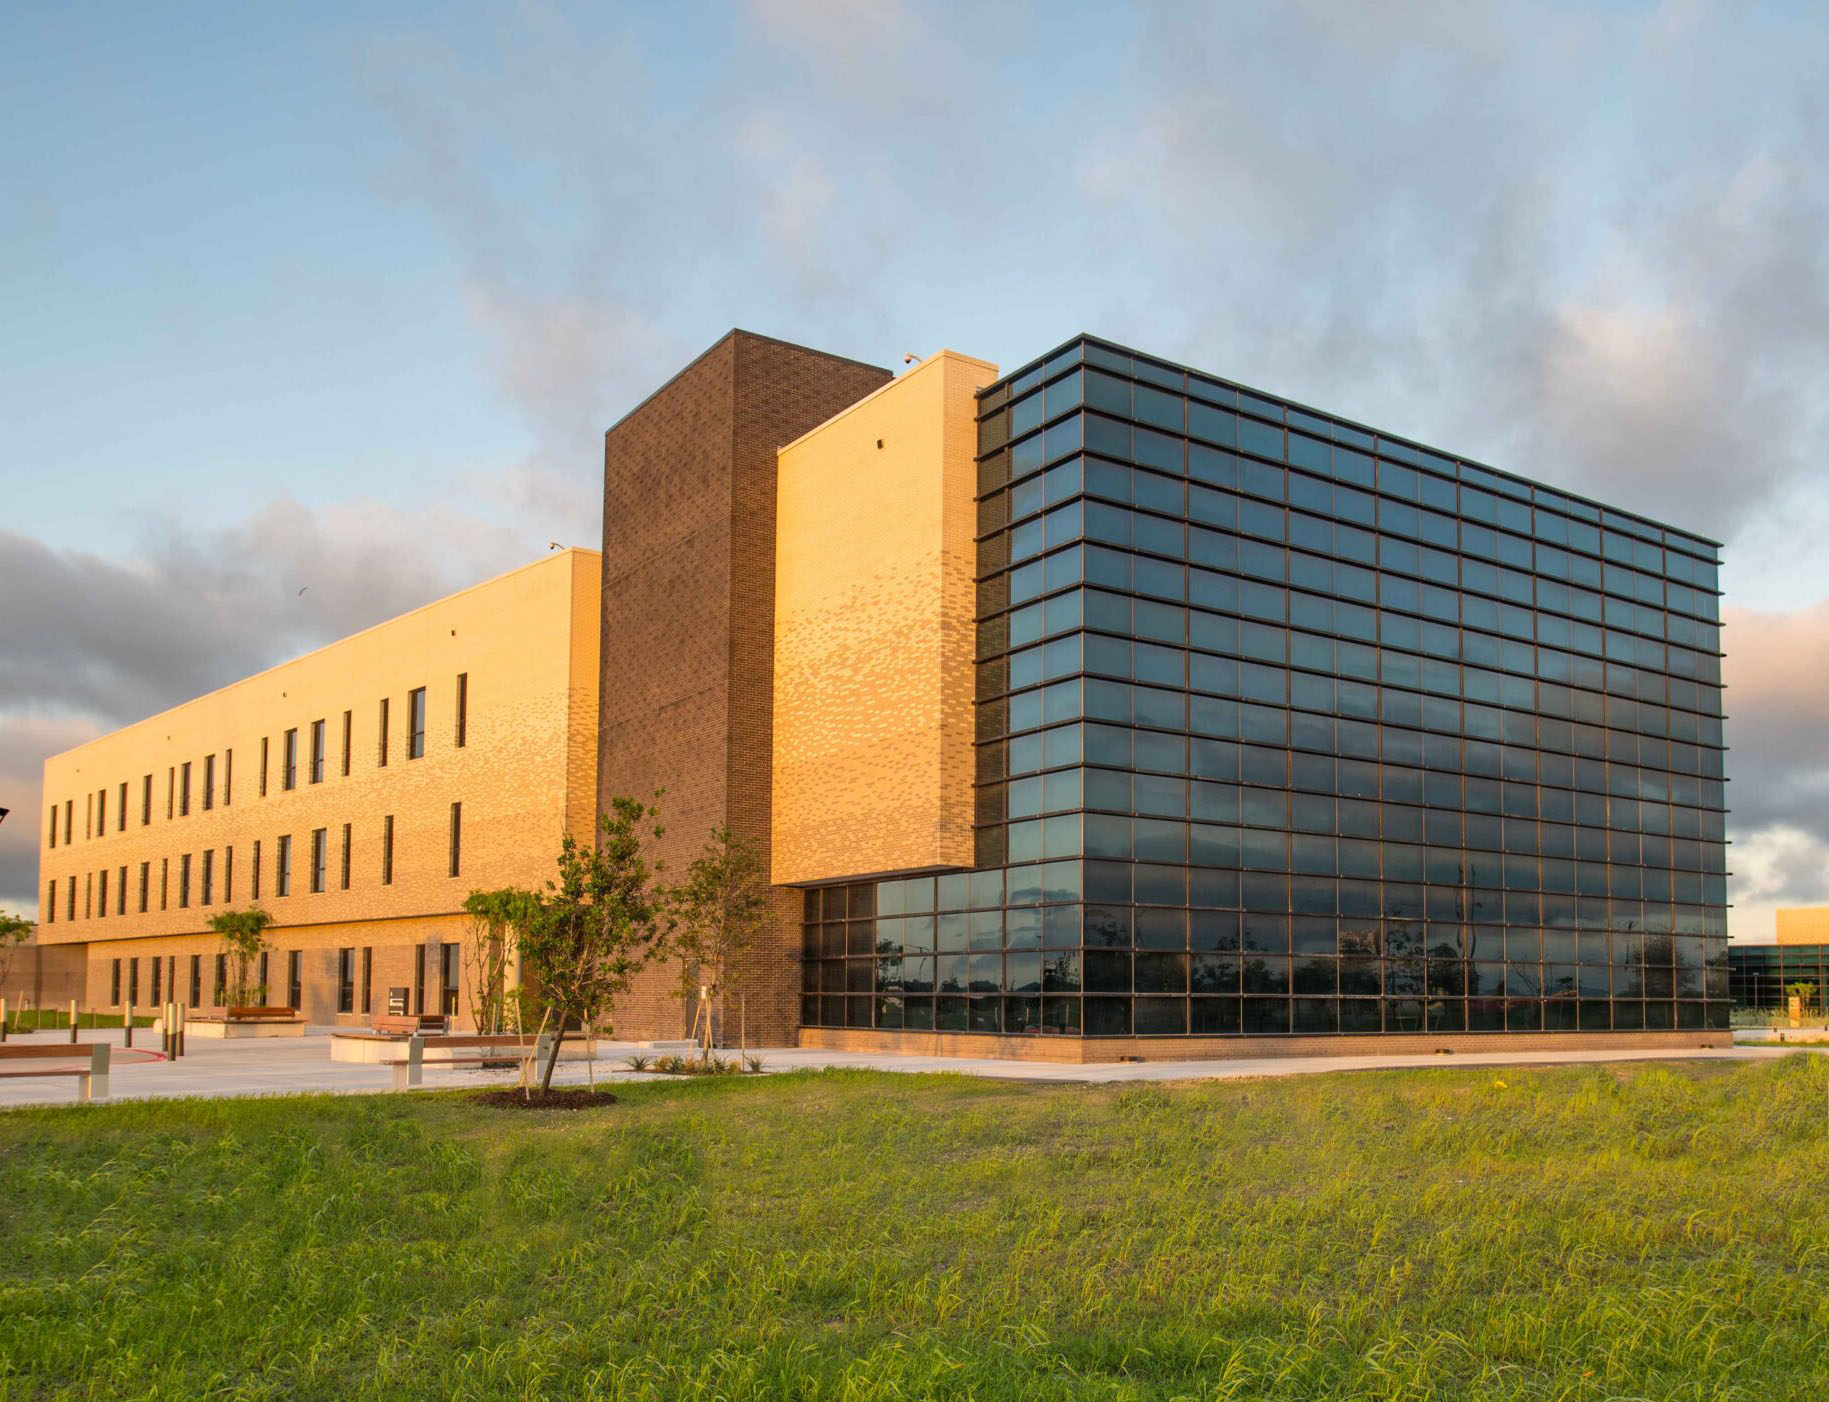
[2, 1059, 1828, 1400]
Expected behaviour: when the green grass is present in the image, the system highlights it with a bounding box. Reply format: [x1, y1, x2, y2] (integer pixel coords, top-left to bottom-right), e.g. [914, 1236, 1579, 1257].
[2, 1010, 155, 1033]
[3, 1059, 1828, 1400]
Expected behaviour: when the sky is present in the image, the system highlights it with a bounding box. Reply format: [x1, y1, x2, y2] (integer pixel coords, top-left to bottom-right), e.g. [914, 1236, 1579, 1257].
[2, 0, 1827, 937]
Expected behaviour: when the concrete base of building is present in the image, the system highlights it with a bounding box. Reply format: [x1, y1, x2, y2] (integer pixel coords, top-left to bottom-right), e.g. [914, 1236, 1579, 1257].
[187, 1016, 307, 1040]
[797, 1026, 1734, 1064]
[328, 1033, 601, 1064]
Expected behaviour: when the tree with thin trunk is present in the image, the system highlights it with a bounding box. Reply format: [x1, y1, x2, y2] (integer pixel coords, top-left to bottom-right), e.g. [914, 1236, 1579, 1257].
[462, 888, 537, 1034]
[519, 797, 671, 1092]
[208, 908, 273, 1006]
[670, 825, 768, 1059]
[0, 910, 33, 998]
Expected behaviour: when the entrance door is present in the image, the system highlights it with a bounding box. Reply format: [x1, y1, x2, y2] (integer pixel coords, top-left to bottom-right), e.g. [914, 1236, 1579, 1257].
[440, 942, 460, 1020]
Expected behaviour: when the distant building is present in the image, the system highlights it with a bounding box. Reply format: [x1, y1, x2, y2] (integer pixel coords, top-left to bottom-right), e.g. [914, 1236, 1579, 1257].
[36, 549, 601, 1027]
[1776, 908, 1829, 945]
[1728, 909, 1829, 1011]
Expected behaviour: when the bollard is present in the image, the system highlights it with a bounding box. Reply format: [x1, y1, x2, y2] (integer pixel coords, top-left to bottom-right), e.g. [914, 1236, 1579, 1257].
[87, 1042, 110, 1102]
[1, 995, 7, 1043]
[176, 1003, 186, 1059]
[69, 1000, 78, 1044]
[125, 1005, 133, 1049]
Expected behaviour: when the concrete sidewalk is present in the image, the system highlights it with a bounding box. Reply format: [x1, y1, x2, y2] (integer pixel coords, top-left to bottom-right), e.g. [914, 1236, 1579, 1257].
[0, 1026, 1818, 1110]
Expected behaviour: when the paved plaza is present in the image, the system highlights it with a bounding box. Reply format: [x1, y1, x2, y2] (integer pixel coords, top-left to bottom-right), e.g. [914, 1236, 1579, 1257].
[0, 1027, 1818, 1109]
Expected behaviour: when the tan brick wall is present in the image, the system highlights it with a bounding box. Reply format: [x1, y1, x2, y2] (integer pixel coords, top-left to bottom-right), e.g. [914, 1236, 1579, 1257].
[600, 331, 891, 1043]
[37, 550, 602, 1026]
[773, 351, 996, 885]
[799, 1026, 1735, 1063]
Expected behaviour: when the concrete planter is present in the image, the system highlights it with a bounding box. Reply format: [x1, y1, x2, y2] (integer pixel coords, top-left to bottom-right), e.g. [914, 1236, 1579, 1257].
[187, 1016, 307, 1039]
[329, 1033, 599, 1065]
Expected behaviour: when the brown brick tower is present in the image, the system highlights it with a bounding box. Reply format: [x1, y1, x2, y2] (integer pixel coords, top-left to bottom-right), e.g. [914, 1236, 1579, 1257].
[598, 331, 891, 1042]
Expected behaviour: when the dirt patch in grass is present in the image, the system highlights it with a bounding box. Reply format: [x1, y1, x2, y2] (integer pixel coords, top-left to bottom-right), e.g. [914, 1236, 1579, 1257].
[473, 1087, 618, 1111]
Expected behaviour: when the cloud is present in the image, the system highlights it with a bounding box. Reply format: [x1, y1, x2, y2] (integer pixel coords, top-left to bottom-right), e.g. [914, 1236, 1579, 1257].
[0, 497, 538, 915]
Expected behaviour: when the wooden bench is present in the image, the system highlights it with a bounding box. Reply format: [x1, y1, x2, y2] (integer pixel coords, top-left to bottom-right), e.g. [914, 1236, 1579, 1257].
[371, 1013, 446, 1036]
[0, 1043, 111, 1101]
[382, 1034, 550, 1091]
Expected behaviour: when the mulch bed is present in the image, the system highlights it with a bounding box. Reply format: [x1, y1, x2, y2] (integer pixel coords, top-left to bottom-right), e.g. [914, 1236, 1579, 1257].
[474, 1087, 619, 1110]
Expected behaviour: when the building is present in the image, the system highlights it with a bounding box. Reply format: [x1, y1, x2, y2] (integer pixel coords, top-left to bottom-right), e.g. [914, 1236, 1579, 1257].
[35, 549, 601, 1026]
[1727, 909, 1829, 1012]
[602, 331, 1732, 1058]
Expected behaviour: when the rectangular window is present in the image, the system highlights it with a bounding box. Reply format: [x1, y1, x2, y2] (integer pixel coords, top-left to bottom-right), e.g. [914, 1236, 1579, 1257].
[361, 947, 373, 1014]
[214, 953, 226, 1004]
[47, 803, 56, 850]
[138, 861, 149, 913]
[84, 872, 91, 918]
[63, 799, 72, 845]
[151, 956, 162, 1006]
[310, 828, 327, 893]
[141, 775, 151, 825]
[189, 955, 201, 1008]
[97, 787, 106, 833]
[45, 882, 54, 924]
[86, 793, 92, 839]
[440, 942, 460, 1018]
[287, 950, 302, 1011]
[276, 835, 292, 897]
[159, 859, 168, 911]
[202, 754, 215, 811]
[448, 801, 462, 877]
[408, 687, 427, 759]
[258, 951, 268, 1000]
[180, 762, 191, 816]
[166, 767, 174, 819]
[413, 945, 425, 1015]
[337, 948, 355, 1014]
[128, 958, 139, 1007]
[340, 822, 351, 890]
[282, 729, 298, 790]
[116, 865, 126, 915]
[179, 853, 191, 908]
[382, 815, 394, 885]
[117, 780, 127, 831]
[310, 720, 325, 784]
[201, 849, 214, 905]
[377, 698, 390, 767]
[97, 868, 108, 918]
[455, 673, 468, 748]
[224, 749, 232, 806]
[341, 710, 352, 776]
[67, 874, 76, 921]
[260, 737, 269, 796]
[110, 958, 121, 1004]
[224, 845, 234, 904]
[251, 840, 262, 900]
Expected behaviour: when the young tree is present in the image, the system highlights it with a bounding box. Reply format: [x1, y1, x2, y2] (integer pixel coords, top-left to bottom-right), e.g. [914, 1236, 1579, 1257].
[671, 825, 769, 1057]
[0, 910, 34, 998]
[520, 796, 671, 1092]
[208, 908, 274, 1005]
[461, 887, 538, 1033]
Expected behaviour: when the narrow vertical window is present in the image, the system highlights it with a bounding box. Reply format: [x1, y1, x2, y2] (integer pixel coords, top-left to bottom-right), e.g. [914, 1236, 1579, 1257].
[141, 775, 152, 825]
[310, 828, 327, 893]
[340, 822, 351, 890]
[179, 854, 192, 908]
[408, 687, 427, 759]
[86, 793, 93, 839]
[276, 836, 292, 897]
[202, 755, 215, 811]
[382, 815, 394, 885]
[180, 762, 192, 817]
[166, 768, 174, 819]
[413, 945, 425, 1015]
[258, 951, 269, 1000]
[111, 959, 122, 1004]
[138, 861, 149, 913]
[201, 849, 214, 905]
[455, 673, 468, 748]
[214, 953, 227, 1004]
[361, 947, 373, 1014]
[45, 882, 55, 923]
[259, 738, 269, 796]
[151, 956, 162, 1006]
[97, 787, 106, 834]
[63, 799, 72, 845]
[310, 720, 325, 784]
[448, 801, 462, 877]
[117, 780, 127, 830]
[377, 698, 390, 767]
[116, 865, 126, 915]
[47, 804, 56, 849]
[287, 951, 302, 1011]
[282, 730, 298, 790]
[67, 874, 77, 921]
[189, 955, 202, 1008]
[84, 872, 92, 918]
[252, 840, 262, 900]
[224, 749, 232, 806]
[97, 868, 108, 918]
[224, 846, 234, 904]
[128, 958, 139, 1008]
[337, 948, 354, 1014]
[159, 860, 168, 911]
